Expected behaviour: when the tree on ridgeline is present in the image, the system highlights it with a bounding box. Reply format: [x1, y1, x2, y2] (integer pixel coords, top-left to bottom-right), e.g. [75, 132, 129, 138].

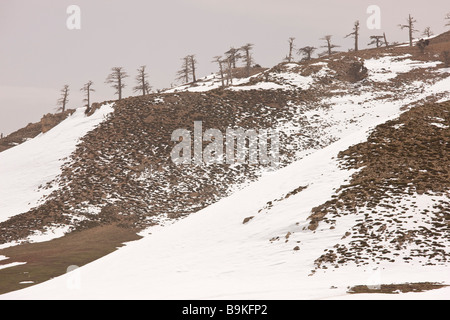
[212, 56, 225, 87]
[240, 43, 254, 77]
[383, 32, 389, 47]
[319, 35, 340, 57]
[188, 55, 198, 83]
[368, 35, 385, 48]
[399, 14, 418, 47]
[225, 55, 233, 85]
[298, 46, 316, 61]
[225, 47, 240, 69]
[80, 81, 94, 109]
[345, 20, 360, 52]
[176, 56, 191, 84]
[133, 66, 151, 96]
[445, 13, 450, 27]
[284, 37, 296, 62]
[105, 67, 128, 100]
[57, 85, 69, 113]
[422, 27, 434, 38]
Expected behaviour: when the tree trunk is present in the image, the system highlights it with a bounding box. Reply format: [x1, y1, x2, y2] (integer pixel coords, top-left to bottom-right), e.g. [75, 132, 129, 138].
[409, 15, 413, 47]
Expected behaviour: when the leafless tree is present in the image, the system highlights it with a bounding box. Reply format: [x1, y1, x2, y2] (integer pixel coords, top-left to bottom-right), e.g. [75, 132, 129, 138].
[80, 81, 95, 109]
[345, 21, 360, 52]
[176, 56, 191, 84]
[57, 85, 69, 112]
[188, 55, 198, 83]
[298, 46, 316, 61]
[105, 67, 128, 100]
[225, 47, 240, 69]
[368, 35, 385, 48]
[399, 14, 418, 47]
[240, 43, 254, 77]
[422, 27, 434, 38]
[383, 32, 389, 47]
[285, 37, 296, 62]
[133, 65, 151, 96]
[319, 35, 340, 57]
[212, 56, 225, 87]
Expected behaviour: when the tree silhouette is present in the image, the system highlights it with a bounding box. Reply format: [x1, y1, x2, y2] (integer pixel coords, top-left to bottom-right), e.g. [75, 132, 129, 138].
[240, 43, 254, 77]
[188, 55, 198, 83]
[319, 35, 340, 57]
[105, 67, 128, 100]
[368, 35, 385, 48]
[285, 37, 296, 62]
[212, 56, 225, 87]
[225, 47, 240, 69]
[345, 21, 360, 52]
[298, 46, 316, 61]
[133, 66, 151, 96]
[176, 56, 191, 84]
[80, 81, 94, 109]
[422, 27, 434, 38]
[399, 14, 418, 47]
[57, 85, 69, 112]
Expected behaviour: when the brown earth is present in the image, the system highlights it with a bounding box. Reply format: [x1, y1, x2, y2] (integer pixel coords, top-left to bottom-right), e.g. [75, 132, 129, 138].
[348, 282, 448, 294]
[0, 224, 141, 295]
[311, 101, 450, 269]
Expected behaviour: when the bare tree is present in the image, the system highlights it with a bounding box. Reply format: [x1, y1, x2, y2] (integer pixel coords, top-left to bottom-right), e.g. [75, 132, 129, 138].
[298, 46, 316, 61]
[240, 43, 254, 77]
[399, 14, 418, 47]
[57, 85, 70, 113]
[105, 67, 128, 100]
[212, 56, 225, 87]
[176, 56, 191, 84]
[319, 35, 340, 57]
[133, 65, 151, 96]
[345, 21, 360, 52]
[225, 55, 233, 85]
[285, 37, 296, 62]
[225, 47, 240, 69]
[422, 27, 434, 38]
[80, 81, 95, 109]
[368, 35, 385, 48]
[188, 55, 198, 83]
[383, 32, 389, 47]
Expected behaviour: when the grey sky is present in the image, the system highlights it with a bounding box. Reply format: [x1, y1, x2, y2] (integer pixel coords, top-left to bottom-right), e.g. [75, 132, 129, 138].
[1, 0, 449, 135]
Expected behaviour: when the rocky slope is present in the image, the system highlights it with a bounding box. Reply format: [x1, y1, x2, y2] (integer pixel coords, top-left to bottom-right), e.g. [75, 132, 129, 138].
[0, 32, 449, 297]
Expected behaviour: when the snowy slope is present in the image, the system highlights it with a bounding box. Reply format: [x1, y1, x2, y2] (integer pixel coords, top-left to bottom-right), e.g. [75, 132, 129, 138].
[1, 50, 449, 299]
[0, 104, 114, 240]
[2, 122, 448, 299]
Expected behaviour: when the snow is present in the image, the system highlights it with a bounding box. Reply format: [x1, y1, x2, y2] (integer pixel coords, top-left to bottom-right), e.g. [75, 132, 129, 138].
[365, 55, 440, 82]
[0, 53, 449, 299]
[0, 104, 114, 224]
[3, 112, 448, 299]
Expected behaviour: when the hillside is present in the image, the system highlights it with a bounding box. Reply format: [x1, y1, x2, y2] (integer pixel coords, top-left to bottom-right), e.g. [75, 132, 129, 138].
[0, 110, 75, 153]
[0, 31, 449, 298]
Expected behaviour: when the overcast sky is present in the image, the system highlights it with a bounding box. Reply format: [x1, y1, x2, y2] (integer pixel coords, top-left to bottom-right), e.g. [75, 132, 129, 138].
[0, 0, 449, 135]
